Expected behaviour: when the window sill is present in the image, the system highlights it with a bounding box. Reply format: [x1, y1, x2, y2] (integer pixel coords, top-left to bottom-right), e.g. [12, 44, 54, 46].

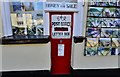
[1, 35, 50, 45]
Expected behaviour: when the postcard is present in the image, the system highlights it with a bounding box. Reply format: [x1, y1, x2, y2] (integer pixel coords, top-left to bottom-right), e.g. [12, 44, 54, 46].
[87, 28, 100, 37]
[111, 48, 120, 55]
[86, 38, 98, 47]
[98, 47, 111, 56]
[112, 38, 120, 47]
[99, 38, 111, 47]
[88, 7, 103, 17]
[87, 18, 102, 27]
[101, 28, 113, 37]
[103, 8, 116, 17]
[112, 29, 118, 37]
[85, 47, 98, 56]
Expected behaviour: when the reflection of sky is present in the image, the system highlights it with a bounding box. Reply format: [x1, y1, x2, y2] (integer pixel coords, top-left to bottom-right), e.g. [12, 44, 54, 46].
[12, 2, 43, 11]
[33, 2, 43, 10]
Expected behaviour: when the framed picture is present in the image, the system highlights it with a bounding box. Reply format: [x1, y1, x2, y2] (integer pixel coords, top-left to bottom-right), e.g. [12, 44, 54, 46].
[85, 47, 98, 56]
[98, 47, 111, 56]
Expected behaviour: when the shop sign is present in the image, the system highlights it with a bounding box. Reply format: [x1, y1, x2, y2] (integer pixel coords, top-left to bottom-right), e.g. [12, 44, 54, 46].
[45, 2, 77, 10]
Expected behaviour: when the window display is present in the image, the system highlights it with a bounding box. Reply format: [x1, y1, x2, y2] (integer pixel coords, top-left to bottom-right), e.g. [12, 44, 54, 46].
[10, 1, 44, 35]
[85, 1, 120, 56]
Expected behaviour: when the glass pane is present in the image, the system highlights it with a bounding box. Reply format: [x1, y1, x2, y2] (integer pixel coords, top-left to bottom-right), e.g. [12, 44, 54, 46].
[10, 2, 44, 35]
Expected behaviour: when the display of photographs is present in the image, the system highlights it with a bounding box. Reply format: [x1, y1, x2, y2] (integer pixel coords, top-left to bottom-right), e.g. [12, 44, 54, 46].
[12, 2, 22, 12]
[112, 38, 120, 47]
[112, 29, 118, 37]
[111, 48, 120, 55]
[103, 8, 116, 17]
[87, 18, 102, 27]
[88, 7, 103, 17]
[98, 47, 111, 56]
[101, 28, 113, 37]
[85, 0, 119, 56]
[87, 28, 100, 37]
[99, 38, 111, 47]
[85, 47, 98, 56]
[86, 38, 98, 47]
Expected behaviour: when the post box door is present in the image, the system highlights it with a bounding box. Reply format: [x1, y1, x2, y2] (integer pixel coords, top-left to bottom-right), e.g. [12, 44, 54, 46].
[50, 12, 73, 74]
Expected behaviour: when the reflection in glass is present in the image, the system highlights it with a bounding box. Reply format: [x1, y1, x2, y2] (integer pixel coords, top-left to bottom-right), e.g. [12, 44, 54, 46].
[10, 2, 44, 35]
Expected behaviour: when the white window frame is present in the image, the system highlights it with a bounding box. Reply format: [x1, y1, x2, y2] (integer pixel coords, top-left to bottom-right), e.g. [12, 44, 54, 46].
[1, 2, 13, 37]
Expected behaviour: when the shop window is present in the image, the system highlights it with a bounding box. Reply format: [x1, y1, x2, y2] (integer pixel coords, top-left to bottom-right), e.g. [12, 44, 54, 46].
[10, 2, 44, 35]
[85, 1, 120, 56]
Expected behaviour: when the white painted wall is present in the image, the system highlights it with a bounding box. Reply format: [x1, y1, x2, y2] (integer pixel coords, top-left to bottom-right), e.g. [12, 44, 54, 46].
[1, 43, 51, 71]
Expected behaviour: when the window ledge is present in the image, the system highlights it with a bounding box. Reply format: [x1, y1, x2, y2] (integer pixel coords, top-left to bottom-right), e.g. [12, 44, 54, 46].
[0, 35, 50, 45]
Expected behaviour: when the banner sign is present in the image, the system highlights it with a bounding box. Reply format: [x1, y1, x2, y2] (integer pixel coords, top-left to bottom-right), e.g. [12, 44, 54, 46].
[45, 2, 77, 10]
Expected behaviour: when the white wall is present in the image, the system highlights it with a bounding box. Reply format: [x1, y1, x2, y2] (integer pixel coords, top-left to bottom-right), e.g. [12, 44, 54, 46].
[1, 43, 51, 71]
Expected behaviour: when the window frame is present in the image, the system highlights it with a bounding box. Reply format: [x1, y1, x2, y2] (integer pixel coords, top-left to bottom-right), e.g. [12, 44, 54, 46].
[1, 1, 50, 44]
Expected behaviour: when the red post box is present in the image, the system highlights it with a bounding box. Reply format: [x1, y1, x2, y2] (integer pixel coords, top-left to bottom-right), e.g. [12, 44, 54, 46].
[50, 12, 73, 75]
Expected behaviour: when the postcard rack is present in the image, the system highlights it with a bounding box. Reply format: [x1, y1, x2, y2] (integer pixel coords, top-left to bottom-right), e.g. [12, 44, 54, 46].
[84, 1, 120, 56]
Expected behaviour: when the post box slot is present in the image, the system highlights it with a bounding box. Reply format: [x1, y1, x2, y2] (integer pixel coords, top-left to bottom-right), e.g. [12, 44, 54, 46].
[54, 27, 68, 31]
